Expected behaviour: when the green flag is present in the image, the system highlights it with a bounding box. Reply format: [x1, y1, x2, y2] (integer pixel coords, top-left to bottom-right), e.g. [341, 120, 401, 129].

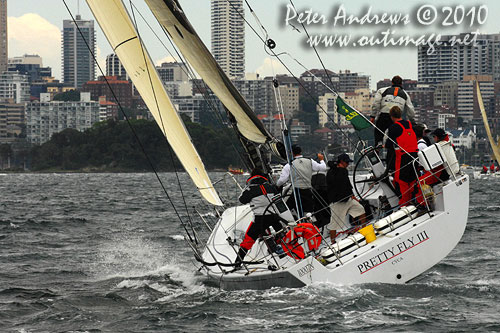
[335, 97, 372, 131]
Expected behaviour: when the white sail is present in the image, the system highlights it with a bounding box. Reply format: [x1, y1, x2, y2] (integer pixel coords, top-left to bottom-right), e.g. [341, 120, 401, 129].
[476, 81, 500, 163]
[144, 0, 273, 144]
[86, 0, 222, 206]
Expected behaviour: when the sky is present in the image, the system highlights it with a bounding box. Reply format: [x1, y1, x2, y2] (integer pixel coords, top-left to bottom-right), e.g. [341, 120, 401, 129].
[7, 0, 500, 90]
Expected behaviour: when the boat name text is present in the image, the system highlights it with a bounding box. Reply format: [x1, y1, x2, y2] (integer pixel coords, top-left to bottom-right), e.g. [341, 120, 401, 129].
[297, 264, 314, 277]
[357, 230, 429, 274]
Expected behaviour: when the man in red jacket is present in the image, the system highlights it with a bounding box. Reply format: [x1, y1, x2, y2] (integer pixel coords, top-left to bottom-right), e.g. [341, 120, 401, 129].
[385, 106, 418, 207]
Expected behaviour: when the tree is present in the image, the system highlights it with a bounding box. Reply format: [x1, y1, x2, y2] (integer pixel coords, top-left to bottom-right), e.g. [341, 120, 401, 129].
[53, 90, 80, 101]
[297, 96, 319, 131]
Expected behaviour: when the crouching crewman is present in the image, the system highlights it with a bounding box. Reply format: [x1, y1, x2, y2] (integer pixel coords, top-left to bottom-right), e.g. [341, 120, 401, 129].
[234, 168, 284, 267]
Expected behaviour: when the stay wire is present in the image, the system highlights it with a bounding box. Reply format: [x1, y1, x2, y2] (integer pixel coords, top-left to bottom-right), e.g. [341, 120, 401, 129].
[237, 0, 421, 183]
[62, 0, 193, 241]
[128, 1, 251, 172]
[228, 0, 364, 157]
[128, 1, 198, 243]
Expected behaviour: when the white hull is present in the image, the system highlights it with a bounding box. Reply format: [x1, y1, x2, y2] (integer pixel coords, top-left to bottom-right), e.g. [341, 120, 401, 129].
[200, 175, 470, 290]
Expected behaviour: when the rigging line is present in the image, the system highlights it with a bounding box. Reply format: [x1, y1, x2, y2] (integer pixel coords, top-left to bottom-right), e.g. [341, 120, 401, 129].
[244, 0, 268, 40]
[225, 0, 365, 157]
[128, 1, 197, 242]
[287, 0, 420, 163]
[236, 3, 418, 190]
[128, 2, 251, 173]
[235, 0, 416, 166]
[288, 0, 337, 95]
[62, 0, 192, 239]
[287, 0, 369, 148]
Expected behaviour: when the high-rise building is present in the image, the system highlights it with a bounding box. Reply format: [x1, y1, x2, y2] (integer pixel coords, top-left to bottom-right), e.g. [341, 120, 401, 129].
[62, 15, 96, 89]
[299, 69, 340, 98]
[211, 0, 245, 79]
[106, 54, 128, 80]
[156, 62, 189, 83]
[26, 92, 100, 145]
[457, 75, 495, 124]
[0, 72, 30, 104]
[0, 101, 24, 144]
[418, 33, 500, 84]
[0, 0, 7, 73]
[337, 70, 370, 93]
[434, 81, 459, 109]
[8, 55, 52, 83]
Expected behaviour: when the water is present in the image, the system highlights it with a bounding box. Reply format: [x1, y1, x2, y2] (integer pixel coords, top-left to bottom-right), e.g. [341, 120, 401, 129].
[0, 173, 499, 332]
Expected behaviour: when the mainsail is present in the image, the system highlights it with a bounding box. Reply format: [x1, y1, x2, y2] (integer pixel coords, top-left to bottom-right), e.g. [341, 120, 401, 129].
[86, 0, 222, 206]
[476, 81, 500, 163]
[144, 0, 274, 145]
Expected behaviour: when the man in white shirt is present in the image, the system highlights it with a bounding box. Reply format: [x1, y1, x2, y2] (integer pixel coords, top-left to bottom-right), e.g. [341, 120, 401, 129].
[414, 124, 429, 151]
[277, 145, 327, 217]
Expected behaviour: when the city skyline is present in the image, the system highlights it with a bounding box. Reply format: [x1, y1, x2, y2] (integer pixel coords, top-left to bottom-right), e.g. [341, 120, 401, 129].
[7, 1, 500, 89]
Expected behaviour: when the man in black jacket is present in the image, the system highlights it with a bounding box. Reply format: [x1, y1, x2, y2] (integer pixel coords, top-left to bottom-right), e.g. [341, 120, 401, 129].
[326, 153, 366, 242]
[234, 168, 283, 267]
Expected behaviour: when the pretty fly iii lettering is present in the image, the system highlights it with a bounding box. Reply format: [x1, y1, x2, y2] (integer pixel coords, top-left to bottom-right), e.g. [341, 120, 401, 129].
[357, 230, 429, 274]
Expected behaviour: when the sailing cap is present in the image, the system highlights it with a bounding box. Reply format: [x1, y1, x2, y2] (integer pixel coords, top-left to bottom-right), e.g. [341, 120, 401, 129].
[423, 124, 431, 133]
[337, 153, 353, 163]
[431, 128, 446, 139]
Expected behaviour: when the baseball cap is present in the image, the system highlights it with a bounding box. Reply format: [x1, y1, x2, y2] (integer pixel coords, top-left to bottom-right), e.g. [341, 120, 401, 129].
[337, 153, 353, 163]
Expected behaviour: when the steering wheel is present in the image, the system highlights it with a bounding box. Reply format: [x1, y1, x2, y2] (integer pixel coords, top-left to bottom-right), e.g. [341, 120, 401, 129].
[352, 149, 379, 200]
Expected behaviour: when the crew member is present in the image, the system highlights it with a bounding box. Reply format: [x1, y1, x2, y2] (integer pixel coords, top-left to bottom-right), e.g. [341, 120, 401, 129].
[326, 153, 366, 242]
[371, 75, 415, 146]
[490, 161, 496, 173]
[234, 169, 283, 267]
[416, 128, 460, 205]
[414, 124, 429, 151]
[277, 145, 327, 217]
[385, 106, 418, 207]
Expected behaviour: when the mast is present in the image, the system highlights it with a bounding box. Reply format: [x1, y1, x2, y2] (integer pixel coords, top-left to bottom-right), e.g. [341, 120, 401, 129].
[476, 81, 500, 164]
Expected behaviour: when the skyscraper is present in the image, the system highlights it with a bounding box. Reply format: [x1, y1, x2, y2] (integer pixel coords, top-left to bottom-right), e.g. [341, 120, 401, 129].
[0, 0, 7, 73]
[106, 53, 128, 80]
[418, 33, 500, 85]
[62, 15, 96, 89]
[211, 0, 245, 79]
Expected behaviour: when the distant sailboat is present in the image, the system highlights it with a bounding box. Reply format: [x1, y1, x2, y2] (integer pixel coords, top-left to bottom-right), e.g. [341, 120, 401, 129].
[476, 81, 500, 178]
[86, 0, 470, 290]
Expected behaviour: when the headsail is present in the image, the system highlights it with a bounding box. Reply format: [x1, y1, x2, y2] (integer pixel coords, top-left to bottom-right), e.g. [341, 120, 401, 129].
[144, 0, 273, 144]
[86, 0, 223, 206]
[476, 81, 500, 164]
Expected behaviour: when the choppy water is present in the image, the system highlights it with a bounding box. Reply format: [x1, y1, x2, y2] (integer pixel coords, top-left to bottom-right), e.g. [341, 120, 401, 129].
[0, 172, 499, 332]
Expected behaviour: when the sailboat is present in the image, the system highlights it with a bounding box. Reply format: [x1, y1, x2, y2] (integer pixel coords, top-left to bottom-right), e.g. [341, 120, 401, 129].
[85, 0, 469, 290]
[476, 81, 500, 179]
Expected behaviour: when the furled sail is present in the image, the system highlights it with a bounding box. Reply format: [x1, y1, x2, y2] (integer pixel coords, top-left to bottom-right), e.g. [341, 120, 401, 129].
[476, 81, 500, 163]
[144, 0, 273, 144]
[86, 0, 222, 206]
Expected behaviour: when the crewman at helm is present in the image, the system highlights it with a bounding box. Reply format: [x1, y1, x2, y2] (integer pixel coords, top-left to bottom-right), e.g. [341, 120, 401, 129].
[384, 106, 418, 207]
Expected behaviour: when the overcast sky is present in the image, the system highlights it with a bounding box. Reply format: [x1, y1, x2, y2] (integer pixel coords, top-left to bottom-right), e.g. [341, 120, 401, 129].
[7, 0, 500, 89]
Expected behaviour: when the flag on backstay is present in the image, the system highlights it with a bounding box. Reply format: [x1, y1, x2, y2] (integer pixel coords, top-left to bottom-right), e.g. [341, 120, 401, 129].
[335, 97, 371, 131]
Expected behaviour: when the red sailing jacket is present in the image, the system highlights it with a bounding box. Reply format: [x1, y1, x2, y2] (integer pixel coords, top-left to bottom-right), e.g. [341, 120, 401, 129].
[392, 120, 418, 183]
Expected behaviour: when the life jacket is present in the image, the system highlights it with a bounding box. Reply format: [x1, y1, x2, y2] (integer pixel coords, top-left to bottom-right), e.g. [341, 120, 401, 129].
[393, 121, 418, 183]
[280, 223, 322, 259]
[290, 157, 313, 189]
